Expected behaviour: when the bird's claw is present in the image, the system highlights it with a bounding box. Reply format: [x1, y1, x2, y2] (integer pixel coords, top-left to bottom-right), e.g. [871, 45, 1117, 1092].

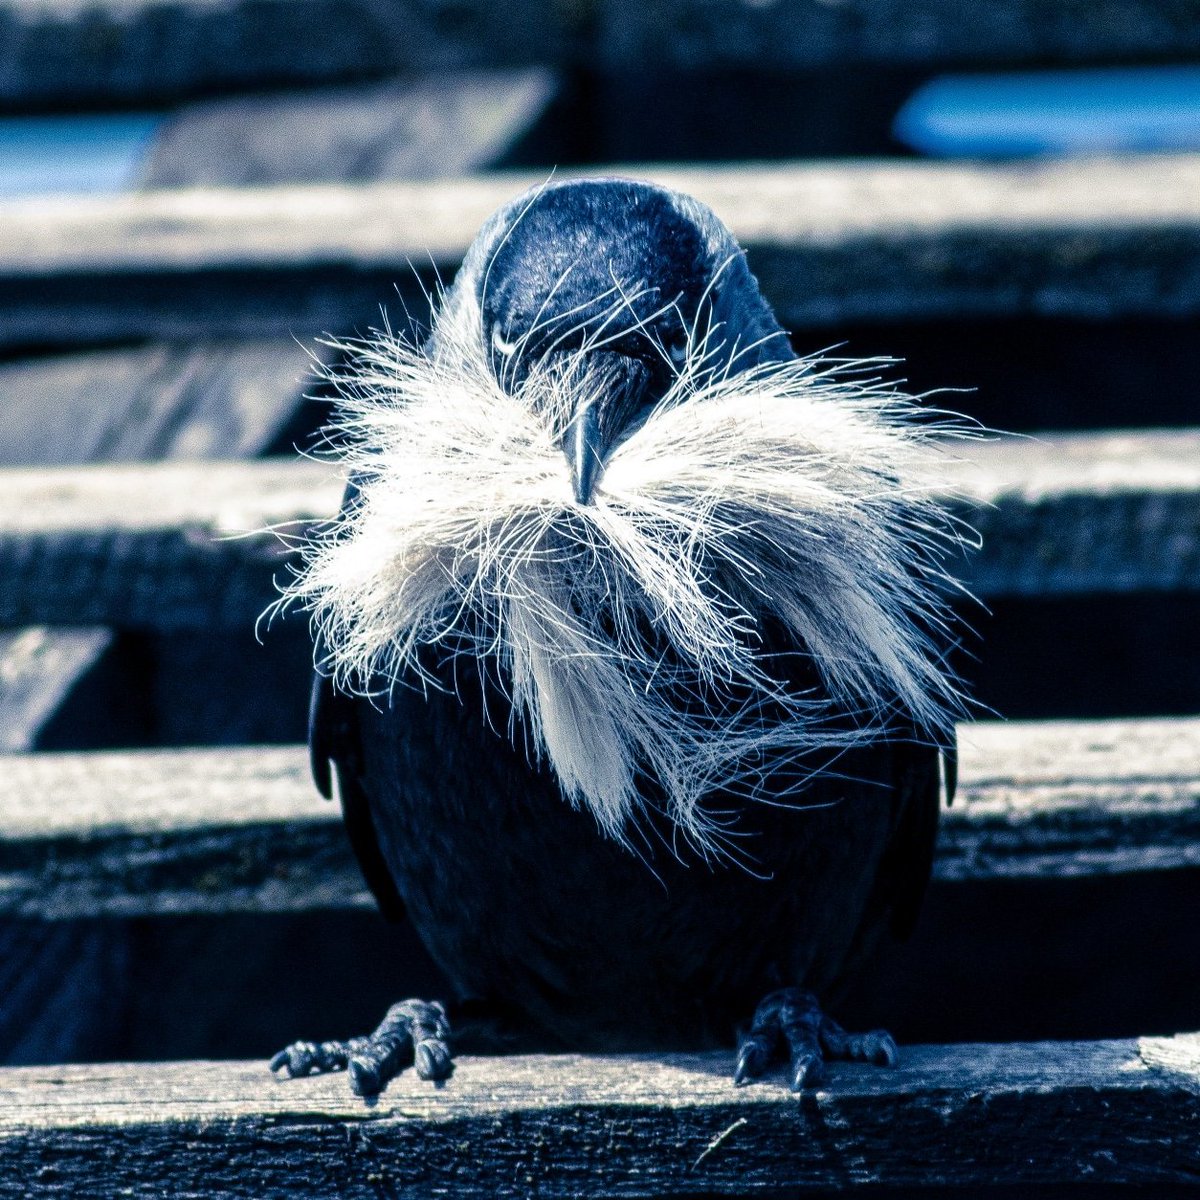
[271, 999, 453, 1097]
[269, 1037, 368, 1079]
[734, 988, 896, 1091]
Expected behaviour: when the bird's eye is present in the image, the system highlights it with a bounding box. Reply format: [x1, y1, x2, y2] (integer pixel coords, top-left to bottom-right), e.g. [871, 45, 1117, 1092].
[491, 329, 518, 358]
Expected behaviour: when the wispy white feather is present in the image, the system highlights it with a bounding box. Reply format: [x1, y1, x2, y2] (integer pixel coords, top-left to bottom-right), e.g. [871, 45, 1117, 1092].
[280, 293, 976, 849]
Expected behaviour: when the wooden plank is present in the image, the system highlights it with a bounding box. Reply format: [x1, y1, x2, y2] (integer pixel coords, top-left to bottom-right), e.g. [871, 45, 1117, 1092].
[0, 457, 336, 631]
[3, 0, 1198, 106]
[948, 427, 1200, 597]
[0, 743, 362, 918]
[0, 715, 1195, 920]
[0, 340, 317, 467]
[944, 715, 1200, 879]
[0, 427, 1196, 632]
[0, 628, 114, 753]
[0, 1037, 1197, 1194]
[5, 154, 1200, 349]
[0, 0, 563, 106]
[140, 70, 560, 188]
[598, 0, 1200, 72]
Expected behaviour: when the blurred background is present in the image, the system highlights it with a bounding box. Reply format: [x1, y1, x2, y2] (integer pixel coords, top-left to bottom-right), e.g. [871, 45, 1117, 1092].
[0, 0, 1198, 1078]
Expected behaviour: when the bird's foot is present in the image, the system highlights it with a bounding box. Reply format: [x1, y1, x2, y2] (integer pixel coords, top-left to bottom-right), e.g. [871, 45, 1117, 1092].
[733, 987, 897, 1091]
[270, 998, 452, 1097]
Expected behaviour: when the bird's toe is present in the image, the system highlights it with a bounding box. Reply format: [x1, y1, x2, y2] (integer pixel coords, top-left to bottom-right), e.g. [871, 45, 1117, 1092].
[818, 1014, 899, 1067]
[272, 998, 453, 1097]
[270, 1038, 362, 1079]
[735, 987, 899, 1090]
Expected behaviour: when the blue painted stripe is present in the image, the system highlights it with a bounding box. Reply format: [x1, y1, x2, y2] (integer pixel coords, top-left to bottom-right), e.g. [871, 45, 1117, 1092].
[894, 65, 1200, 158]
[0, 114, 161, 198]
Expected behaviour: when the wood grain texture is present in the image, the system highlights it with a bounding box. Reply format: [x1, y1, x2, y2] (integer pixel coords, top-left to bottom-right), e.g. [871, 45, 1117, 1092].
[943, 715, 1200, 879]
[0, 715, 1196, 919]
[5, 154, 1200, 348]
[3, 0, 1198, 105]
[0, 744, 365, 918]
[0, 428, 1197, 632]
[0, 457, 337, 630]
[0, 1036, 1198, 1195]
[944, 428, 1200, 597]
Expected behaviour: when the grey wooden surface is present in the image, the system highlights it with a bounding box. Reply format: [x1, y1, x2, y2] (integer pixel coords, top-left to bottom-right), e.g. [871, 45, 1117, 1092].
[140, 69, 560, 188]
[949, 427, 1200, 597]
[0, 629, 113, 754]
[0, 0, 565, 105]
[0, 715, 1195, 919]
[6, 154, 1200, 350]
[0, 1035, 1198, 1195]
[3, 0, 1199, 105]
[0, 427, 1196, 632]
[0, 338, 316, 751]
[597, 0, 1200, 71]
[0, 336, 321, 1064]
[0, 340, 315, 468]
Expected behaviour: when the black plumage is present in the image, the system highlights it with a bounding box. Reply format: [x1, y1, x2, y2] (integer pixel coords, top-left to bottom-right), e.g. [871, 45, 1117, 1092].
[273, 178, 958, 1096]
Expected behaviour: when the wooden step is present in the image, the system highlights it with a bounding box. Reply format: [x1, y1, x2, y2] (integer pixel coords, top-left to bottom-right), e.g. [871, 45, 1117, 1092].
[1, 715, 1195, 920]
[4, 0, 1198, 105]
[5, 154, 1200, 349]
[0, 0, 563, 106]
[597, 1, 1200, 73]
[2, 1036, 1198, 1194]
[0, 427, 1196, 633]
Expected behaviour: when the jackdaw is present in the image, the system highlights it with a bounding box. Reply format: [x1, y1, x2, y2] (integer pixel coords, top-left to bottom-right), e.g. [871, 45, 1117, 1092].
[271, 178, 966, 1096]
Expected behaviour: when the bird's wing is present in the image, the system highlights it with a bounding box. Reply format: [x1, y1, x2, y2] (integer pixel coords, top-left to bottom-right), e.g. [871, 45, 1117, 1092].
[877, 733, 950, 942]
[309, 665, 407, 922]
[308, 472, 408, 922]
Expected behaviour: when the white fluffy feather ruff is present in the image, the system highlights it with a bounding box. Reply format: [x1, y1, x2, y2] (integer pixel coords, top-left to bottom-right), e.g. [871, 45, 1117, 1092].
[283, 304, 972, 849]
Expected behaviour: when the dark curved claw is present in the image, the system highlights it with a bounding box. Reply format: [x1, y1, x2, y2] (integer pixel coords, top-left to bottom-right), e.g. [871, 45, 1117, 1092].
[272, 998, 453, 1098]
[734, 988, 898, 1091]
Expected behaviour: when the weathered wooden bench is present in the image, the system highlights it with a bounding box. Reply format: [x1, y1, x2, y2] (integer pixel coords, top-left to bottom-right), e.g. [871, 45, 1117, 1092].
[3, 1036, 1199, 1196]
[0, 78, 565, 1067]
[0, 712, 1198, 1189]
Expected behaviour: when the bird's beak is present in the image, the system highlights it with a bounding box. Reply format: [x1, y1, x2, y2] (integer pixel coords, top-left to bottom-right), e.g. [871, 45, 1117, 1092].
[557, 349, 653, 505]
[564, 403, 604, 505]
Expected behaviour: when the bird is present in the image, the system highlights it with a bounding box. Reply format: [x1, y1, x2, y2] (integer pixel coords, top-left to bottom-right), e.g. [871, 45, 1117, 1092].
[270, 177, 967, 1098]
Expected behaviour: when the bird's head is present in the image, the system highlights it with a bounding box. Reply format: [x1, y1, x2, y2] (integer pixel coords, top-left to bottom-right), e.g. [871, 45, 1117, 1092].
[442, 178, 790, 504]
